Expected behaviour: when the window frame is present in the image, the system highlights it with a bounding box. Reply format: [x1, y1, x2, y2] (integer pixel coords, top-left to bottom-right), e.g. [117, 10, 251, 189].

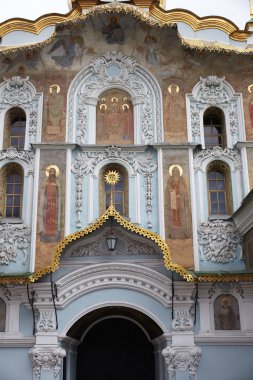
[203, 107, 226, 149]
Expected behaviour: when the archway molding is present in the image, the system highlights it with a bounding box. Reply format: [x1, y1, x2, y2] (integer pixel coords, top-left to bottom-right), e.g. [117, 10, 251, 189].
[66, 51, 163, 145]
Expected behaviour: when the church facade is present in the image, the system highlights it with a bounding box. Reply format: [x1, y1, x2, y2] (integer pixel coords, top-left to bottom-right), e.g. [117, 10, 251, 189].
[0, 1, 253, 379]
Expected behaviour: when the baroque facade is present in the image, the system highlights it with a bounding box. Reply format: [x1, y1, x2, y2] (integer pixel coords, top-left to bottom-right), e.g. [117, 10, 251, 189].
[0, 1, 253, 379]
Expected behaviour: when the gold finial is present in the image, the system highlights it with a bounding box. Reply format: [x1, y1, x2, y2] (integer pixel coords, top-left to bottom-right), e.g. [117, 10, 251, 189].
[104, 170, 120, 208]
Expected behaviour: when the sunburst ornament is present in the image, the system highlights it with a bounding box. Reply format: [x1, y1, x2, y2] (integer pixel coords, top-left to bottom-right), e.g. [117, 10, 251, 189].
[104, 170, 120, 185]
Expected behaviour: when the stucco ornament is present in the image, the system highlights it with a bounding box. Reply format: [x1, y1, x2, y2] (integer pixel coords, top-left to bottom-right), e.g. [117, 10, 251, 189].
[162, 346, 201, 379]
[68, 51, 163, 144]
[36, 310, 56, 332]
[0, 75, 42, 142]
[172, 309, 193, 331]
[188, 76, 241, 144]
[197, 76, 229, 105]
[198, 220, 242, 263]
[71, 146, 157, 227]
[66, 228, 159, 257]
[29, 347, 66, 379]
[193, 146, 242, 172]
[0, 146, 34, 174]
[0, 76, 32, 104]
[0, 224, 31, 265]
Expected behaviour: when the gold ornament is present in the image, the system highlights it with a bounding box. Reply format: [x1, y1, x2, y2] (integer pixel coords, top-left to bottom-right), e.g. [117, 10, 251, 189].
[104, 170, 120, 185]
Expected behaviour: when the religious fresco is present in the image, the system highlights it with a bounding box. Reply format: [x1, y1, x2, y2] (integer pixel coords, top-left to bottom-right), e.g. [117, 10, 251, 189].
[214, 294, 241, 330]
[163, 79, 188, 142]
[102, 15, 125, 44]
[96, 89, 134, 145]
[40, 165, 61, 243]
[46, 84, 65, 135]
[163, 150, 193, 269]
[36, 150, 66, 271]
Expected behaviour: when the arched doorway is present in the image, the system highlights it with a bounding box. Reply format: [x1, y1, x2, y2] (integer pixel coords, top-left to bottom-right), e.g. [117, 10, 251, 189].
[77, 317, 155, 380]
[67, 306, 163, 380]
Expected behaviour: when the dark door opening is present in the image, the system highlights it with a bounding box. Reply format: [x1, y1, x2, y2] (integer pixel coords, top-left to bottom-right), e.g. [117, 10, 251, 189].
[76, 317, 155, 380]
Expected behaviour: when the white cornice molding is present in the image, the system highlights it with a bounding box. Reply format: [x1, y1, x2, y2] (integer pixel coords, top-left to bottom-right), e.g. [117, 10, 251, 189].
[31, 143, 76, 150]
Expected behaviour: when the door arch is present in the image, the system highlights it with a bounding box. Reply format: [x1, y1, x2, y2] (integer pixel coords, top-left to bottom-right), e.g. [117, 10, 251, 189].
[77, 317, 155, 380]
[66, 306, 164, 380]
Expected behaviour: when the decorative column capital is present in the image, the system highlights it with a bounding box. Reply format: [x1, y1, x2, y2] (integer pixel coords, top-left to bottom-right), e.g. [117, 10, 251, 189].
[162, 346, 201, 379]
[29, 347, 66, 379]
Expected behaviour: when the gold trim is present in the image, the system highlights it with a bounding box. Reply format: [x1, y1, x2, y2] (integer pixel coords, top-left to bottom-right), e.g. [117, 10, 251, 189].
[0, 3, 251, 54]
[0, 204, 194, 284]
[0, 8, 81, 37]
[197, 274, 253, 283]
[179, 34, 253, 55]
[149, 4, 249, 42]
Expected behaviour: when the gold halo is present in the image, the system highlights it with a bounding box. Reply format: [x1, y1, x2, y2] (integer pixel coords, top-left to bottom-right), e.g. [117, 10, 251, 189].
[169, 164, 183, 176]
[248, 84, 253, 93]
[220, 297, 231, 306]
[45, 165, 60, 177]
[104, 170, 120, 185]
[49, 84, 61, 94]
[168, 84, 180, 94]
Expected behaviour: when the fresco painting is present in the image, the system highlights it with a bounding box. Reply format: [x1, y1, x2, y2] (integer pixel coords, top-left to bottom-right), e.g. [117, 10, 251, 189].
[163, 150, 193, 269]
[36, 150, 66, 271]
[214, 295, 241, 330]
[96, 89, 134, 145]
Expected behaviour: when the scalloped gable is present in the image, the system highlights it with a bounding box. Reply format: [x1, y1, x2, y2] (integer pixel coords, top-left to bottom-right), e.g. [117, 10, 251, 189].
[0, 1, 252, 53]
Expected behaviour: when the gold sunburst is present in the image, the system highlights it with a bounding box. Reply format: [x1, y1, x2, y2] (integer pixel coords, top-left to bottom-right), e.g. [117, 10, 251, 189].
[104, 170, 120, 185]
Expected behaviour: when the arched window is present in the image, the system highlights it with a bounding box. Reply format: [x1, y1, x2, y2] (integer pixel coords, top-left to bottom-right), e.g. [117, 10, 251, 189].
[0, 298, 6, 332]
[96, 89, 134, 145]
[204, 107, 225, 149]
[100, 164, 128, 216]
[4, 107, 26, 150]
[0, 164, 23, 219]
[207, 161, 232, 216]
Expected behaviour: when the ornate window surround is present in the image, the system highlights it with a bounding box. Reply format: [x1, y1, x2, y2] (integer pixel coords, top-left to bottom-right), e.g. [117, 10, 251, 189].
[0, 76, 43, 151]
[0, 147, 34, 225]
[186, 76, 245, 148]
[193, 147, 243, 222]
[66, 51, 163, 145]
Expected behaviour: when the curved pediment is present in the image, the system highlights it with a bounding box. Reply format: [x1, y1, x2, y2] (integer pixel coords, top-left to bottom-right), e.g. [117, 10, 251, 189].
[31, 204, 194, 283]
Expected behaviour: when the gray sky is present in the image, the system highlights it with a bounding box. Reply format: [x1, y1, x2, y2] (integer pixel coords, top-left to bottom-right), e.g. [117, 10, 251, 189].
[0, 0, 250, 29]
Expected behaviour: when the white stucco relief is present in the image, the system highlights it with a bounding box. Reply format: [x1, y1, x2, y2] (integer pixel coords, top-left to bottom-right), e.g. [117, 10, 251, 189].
[162, 346, 202, 379]
[67, 51, 163, 145]
[0, 223, 31, 265]
[198, 220, 242, 263]
[71, 145, 157, 227]
[187, 75, 245, 147]
[0, 76, 42, 149]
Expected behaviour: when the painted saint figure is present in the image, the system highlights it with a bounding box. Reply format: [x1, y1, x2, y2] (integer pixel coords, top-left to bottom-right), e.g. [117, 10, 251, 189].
[166, 165, 191, 239]
[102, 16, 124, 44]
[47, 85, 63, 135]
[41, 166, 61, 242]
[214, 295, 240, 330]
